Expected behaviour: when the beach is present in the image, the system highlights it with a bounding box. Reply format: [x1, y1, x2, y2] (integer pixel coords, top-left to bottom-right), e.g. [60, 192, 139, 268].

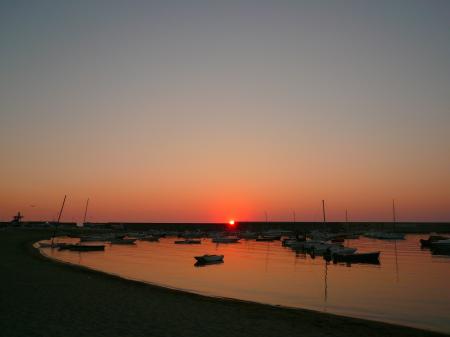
[0, 229, 447, 337]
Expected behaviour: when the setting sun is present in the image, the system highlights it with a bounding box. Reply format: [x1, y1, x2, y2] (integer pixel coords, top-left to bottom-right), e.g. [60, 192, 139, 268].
[228, 220, 235, 226]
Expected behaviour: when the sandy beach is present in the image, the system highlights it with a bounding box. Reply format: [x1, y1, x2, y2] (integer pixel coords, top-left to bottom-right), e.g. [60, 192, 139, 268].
[0, 229, 446, 337]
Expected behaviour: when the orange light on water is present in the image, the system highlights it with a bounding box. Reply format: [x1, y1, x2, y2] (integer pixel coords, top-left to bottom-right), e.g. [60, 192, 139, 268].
[229, 220, 235, 226]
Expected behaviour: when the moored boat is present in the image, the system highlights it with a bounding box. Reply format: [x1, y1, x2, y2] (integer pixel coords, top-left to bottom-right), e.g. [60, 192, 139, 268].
[212, 237, 240, 243]
[140, 236, 160, 242]
[59, 244, 105, 251]
[174, 239, 201, 244]
[420, 235, 449, 248]
[333, 251, 380, 264]
[430, 239, 450, 249]
[39, 242, 68, 249]
[110, 238, 136, 245]
[194, 254, 224, 264]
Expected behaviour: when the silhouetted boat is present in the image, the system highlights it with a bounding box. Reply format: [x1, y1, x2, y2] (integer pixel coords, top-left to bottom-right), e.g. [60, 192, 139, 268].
[420, 235, 449, 248]
[39, 242, 69, 249]
[110, 238, 136, 245]
[194, 254, 224, 264]
[256, 237, 276, 242]
[174, 239, 201, 244]
[323, 247, 357, 260]
[59, 244, 105, 251]
[430, 239, 450, 249]
[333, 251, 380, 264]
[212, 237, 239, 243]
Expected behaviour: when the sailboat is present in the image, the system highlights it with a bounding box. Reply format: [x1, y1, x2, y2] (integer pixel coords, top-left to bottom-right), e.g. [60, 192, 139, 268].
[376, 200, 405, 240]
[64, 197, 105, 252]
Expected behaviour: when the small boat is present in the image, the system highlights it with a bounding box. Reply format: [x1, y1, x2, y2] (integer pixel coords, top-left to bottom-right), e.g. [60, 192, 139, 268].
[174, 239, 201, 244]
[259, 234, 281, 241]
[323, 247, 357, 260]
[60, 244, 105, 251]
[430, 239, 450, 249]
[110, 238, 136, 245]
[309, 243, 344, 255]
[194, 254, 224, 264]
[420, 235, 449, 248]
[39, 242, 68, 249]
[282, 238, 302, 247]
[333, 251, 380, 264]
[212, 237, 240, 243]
[375, 233, 405, 240]
[256, 237, 276, 242]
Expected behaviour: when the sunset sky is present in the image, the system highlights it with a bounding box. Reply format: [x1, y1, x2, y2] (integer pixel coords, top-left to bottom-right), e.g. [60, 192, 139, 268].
[1, 1, 449, 223]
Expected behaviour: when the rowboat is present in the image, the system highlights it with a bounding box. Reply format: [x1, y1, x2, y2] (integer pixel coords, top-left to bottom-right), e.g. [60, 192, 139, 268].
[110, 238, 136, 245]
[421, 236, 449, 248]
[194, 254, 224, 264]
[59, 244, 105, 251]
[333, 251, 380, 264]
[174, 239, 201, 244]
[430, 239, 450, 249]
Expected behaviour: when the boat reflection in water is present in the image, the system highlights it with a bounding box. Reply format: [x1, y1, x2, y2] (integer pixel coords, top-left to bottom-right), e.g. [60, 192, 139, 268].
[40, 234, 450, 334]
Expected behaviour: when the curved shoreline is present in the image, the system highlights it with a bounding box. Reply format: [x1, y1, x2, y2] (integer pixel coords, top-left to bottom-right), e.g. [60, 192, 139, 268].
[32, 238, 448, 336]
[1, 231, 446, 337]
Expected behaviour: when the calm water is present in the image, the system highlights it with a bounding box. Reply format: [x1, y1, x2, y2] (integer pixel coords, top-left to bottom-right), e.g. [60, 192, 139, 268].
[41, 235, 450, 333]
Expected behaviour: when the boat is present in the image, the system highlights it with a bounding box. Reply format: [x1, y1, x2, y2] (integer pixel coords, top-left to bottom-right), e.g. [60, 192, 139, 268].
[255, 237, 276, 242]
[110, 238, 136, 245]
[80, 235, 112, 242]
[430, 239, 450, 249]
[59, 244, 105, 251]
[333, 251, 380, 264]
[420, 235, 449, 248]
[174, 239, 201, 244]
[323, 247, 357, 260]
[375, 232, 405, 240]
[212, 237, 240, 243]
[39, 242, 68, 249]
[282, 238, 302, 247]
[194, 254, 224, 264]
[309, 243, 344, 255]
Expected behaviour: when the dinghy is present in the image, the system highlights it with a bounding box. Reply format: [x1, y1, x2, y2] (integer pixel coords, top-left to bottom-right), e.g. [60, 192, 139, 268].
[174, 239, 201, 244]
[194, 254, 224, 264]
[333, 251, 380, 264]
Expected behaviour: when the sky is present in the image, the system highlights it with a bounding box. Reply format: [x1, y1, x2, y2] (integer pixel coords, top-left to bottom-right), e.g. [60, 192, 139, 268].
[1, 0, 449, 223]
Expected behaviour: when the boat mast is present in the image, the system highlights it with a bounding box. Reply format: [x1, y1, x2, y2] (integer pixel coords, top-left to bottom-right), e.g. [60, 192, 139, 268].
[322, 200, 326, 223]
[345, 208, 349, 233]
[51, 195, 67, 246]
[83, 198, 90, 225]
[392, 199, 397, 232]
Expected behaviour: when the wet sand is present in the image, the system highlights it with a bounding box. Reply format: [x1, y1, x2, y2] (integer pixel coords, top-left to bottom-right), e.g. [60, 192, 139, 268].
[0, 230, 447, 337]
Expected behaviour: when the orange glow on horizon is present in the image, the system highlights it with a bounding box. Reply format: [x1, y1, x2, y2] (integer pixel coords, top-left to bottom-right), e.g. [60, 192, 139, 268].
[229, 220, 235, 226]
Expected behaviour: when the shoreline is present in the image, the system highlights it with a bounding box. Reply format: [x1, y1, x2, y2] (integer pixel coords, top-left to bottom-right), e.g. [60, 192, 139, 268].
[1, 230, 448, 337]
[36, 240, 445, 334]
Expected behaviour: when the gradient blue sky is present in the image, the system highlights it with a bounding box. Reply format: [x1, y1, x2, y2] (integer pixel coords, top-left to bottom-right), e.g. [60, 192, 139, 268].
[1, 1, 449, 222]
